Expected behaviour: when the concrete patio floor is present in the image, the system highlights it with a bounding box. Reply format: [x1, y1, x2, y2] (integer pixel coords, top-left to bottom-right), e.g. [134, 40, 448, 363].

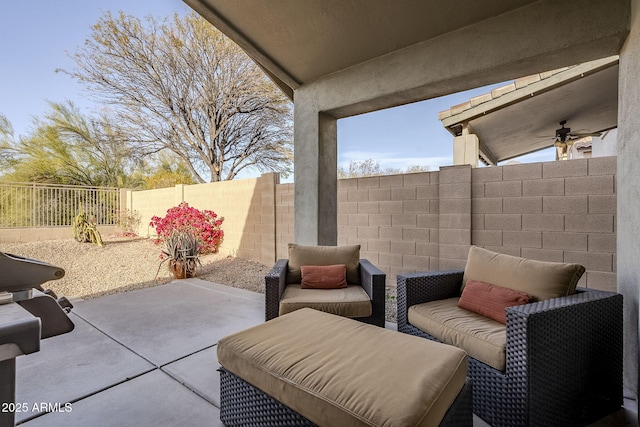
[12, 278, 639, 427]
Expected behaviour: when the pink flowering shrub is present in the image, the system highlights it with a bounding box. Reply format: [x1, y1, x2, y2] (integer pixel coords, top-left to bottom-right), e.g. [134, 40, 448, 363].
[149, 202, 224, 254]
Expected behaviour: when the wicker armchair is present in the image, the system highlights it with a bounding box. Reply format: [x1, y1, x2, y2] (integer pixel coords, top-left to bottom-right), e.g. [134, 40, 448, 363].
[265, 259, 386, 327]
[397, 269, 623, 427]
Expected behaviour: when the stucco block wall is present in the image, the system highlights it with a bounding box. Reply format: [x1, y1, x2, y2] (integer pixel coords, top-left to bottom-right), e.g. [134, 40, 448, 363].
[334, 171, 440, 280]
[126, 173, 279, 266]
[275, 183, 295, 259]
[128, 186, 177, 238]
[273, 157, 616, 290]
[184, 178, 261, 260]
[120, 158, 616, 293]
[336, 158, 614, 288]
[438, 165, 471, 270]
[471, 157, 616, 291]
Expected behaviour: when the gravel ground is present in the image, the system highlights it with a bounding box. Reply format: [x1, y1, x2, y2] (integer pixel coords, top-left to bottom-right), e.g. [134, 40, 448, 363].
[0, 236, 397, 322]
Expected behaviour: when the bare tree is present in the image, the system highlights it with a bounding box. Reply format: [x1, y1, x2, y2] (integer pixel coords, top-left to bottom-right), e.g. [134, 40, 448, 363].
[338, 159, 383, 178]
[338, 159, 429, 178]
[62, 11, 293, 183]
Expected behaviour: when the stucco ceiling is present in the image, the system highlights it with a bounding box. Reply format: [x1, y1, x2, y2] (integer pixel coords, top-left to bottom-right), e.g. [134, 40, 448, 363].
[183, 0, 539, 97]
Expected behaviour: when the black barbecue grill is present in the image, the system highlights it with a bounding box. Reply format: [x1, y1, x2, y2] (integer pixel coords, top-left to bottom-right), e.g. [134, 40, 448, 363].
[0, 252, 75, 427]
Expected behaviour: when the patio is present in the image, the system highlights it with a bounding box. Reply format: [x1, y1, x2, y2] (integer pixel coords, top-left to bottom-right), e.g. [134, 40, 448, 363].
[11, 278, 638, 426]
[0, 2, 634, 425]
[177, 4, 640, 409]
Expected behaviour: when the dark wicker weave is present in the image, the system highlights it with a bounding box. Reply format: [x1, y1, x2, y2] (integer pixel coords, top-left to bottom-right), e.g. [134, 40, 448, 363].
[265, 258, 386, 327]
[397, 270, 623, 427]
[219, 367, 473, 426]
[219, 368, 317, 427]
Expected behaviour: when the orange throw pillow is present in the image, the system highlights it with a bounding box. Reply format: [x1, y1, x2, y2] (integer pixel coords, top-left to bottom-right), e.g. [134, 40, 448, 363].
[300, 264, 347, 289]
[458, 280, 533, 324]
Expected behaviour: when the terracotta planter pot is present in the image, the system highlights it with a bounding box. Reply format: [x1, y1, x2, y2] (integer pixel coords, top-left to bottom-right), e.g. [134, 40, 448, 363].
[169, 260, 194, 279]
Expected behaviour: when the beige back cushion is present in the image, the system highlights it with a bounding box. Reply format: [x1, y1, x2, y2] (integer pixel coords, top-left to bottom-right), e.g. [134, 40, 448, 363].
[462, 246, 585, 301]
[287, 244, 360, 285]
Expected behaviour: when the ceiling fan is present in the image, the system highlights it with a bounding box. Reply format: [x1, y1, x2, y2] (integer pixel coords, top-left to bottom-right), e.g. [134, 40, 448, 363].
[553, 120, 601, 145]
[548, 120, 601, 161]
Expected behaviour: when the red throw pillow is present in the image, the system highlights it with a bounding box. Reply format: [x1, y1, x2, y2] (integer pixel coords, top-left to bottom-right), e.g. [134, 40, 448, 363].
[458, 280, 533, 324]
[300, 264, 347, 289]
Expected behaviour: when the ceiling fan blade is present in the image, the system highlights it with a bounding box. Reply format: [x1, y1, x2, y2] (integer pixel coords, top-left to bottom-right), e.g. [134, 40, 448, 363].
[566, 133, 601, 141]
[572, 132, 602, 138]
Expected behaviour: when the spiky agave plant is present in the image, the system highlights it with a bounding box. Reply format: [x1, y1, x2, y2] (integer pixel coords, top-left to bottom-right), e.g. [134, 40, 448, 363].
[158, 230, 201, 279]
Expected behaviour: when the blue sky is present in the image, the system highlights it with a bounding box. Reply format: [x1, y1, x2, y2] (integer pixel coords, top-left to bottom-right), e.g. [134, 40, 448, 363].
[0, 0, 188, 137]
[0, 1, 554, 180]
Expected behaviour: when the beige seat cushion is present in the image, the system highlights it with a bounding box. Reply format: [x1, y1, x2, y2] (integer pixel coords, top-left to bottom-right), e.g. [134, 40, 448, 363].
[462, 246, 585, 301]
[218, 308, 468, 427]
[409, 297, 507, 371]
[279, 284, 371, 318]
[287, 243, 361, 284]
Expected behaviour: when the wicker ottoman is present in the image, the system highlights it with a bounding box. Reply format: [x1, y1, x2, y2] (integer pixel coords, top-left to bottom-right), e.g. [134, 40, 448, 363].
[217, 308, 472, 427]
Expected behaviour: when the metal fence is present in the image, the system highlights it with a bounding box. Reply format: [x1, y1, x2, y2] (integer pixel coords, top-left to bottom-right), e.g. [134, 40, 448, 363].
[0, 182, 120, 228]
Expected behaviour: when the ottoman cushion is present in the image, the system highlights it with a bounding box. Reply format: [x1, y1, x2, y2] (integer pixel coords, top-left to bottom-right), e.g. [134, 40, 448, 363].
[218, 308, 467, 427]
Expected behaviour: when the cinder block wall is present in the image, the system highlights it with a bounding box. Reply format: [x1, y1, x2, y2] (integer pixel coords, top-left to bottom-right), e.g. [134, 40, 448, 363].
[471, 157, 616, 291]
[334, 172, 442, 281]
[124, 158, 616, 292]
[128, 173, 279, 266]
[275, 182, 294, 258]
[273, 157, 616, 291]
[129, 186, 180, 238]
[184, 179, 261, 260]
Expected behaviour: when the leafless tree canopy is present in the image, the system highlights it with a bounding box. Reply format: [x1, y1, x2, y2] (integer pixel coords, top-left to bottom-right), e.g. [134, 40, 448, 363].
[63, 11, 293, 183]
[337, 158, 429, 178]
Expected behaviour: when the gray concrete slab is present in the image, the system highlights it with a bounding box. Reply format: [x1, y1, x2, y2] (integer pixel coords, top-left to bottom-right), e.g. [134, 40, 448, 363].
[12, 280, 637, 427]
[72, 279, 264, 366]
[15, 315, 154, 423]
[185, 279, 263, 303]
[19, 369, 224, 427]
[162, 345, 221, 407]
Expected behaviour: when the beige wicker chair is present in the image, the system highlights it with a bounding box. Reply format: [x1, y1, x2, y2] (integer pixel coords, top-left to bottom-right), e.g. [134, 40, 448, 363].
[397, 269, 623, 427]
[265, 255, 386, 327]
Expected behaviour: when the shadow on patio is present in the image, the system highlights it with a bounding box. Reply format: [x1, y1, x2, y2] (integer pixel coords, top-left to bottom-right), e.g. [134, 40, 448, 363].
[10, 278, 638, 427]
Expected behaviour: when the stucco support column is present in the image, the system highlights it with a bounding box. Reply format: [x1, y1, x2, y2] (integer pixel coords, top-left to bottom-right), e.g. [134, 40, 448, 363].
[293, 93, 338, 246]
[618, 0, 639, 402]
[453, 134, 479, 167]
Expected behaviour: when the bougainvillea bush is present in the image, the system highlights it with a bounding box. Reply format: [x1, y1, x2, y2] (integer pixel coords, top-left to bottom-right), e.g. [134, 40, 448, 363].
[149, 202, 224, 254]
